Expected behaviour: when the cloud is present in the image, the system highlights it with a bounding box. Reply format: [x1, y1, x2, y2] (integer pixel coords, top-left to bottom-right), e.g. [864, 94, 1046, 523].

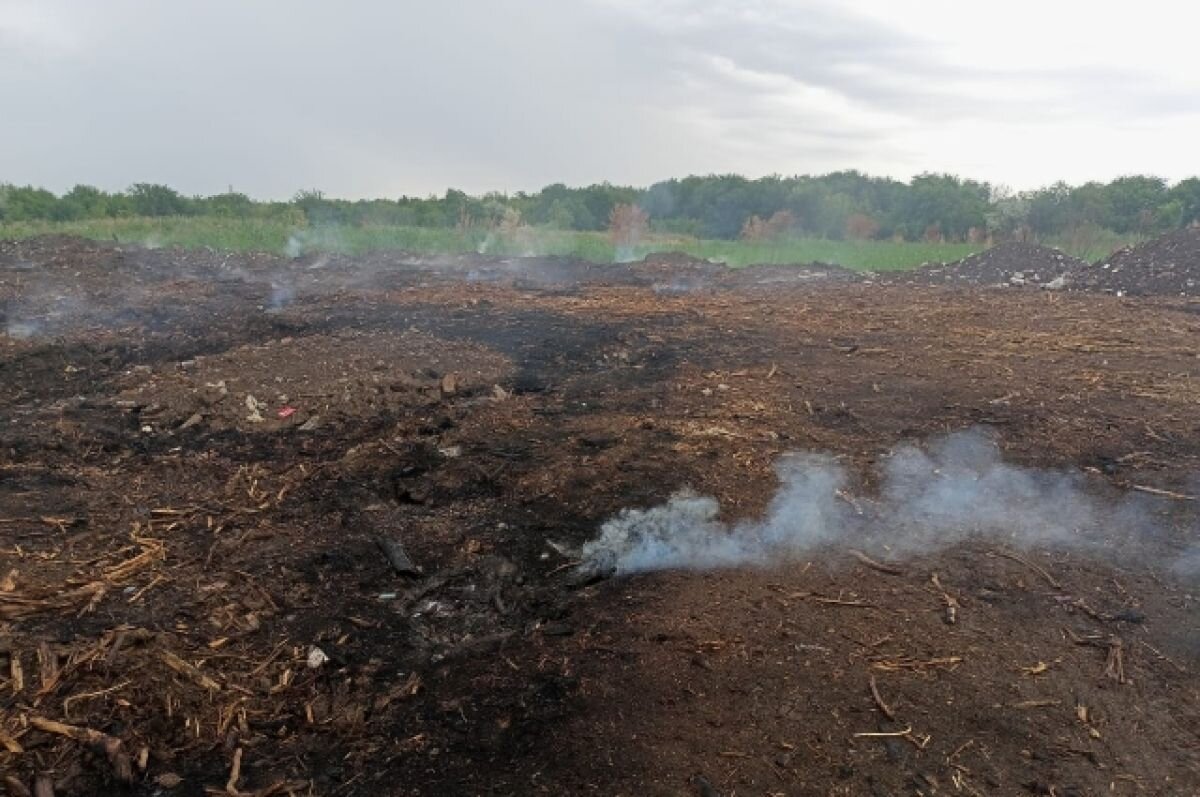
[0, 1, 80, 55]
[0, 0, 1198, 197]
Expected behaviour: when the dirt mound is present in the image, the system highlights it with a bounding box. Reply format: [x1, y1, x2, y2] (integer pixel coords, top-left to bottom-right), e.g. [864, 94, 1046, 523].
[723, 260, 861, 289]
[1069, 228, 1200, 296]
[631, 252, 862, 293]
[893, 242, 1085, 288]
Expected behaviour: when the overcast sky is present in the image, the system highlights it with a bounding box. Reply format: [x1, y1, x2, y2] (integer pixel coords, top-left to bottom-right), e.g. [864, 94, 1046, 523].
[2, 0, 1198, 199]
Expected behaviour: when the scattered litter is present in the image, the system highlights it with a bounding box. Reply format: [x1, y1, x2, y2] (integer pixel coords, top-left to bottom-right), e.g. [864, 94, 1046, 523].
[375, 534, 420, 577]
[244, 394, 265, 423]
[306, 646, 328, 669]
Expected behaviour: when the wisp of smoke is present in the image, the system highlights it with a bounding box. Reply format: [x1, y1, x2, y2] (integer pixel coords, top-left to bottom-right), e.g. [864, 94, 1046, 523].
[582, 429, 1182, 576]
[4, 319, 40, 340]
[1174, 546, 1200, 578]
[266, 280, 295, 313]
[614, 244, 640, 264]
[285, 227, 343, 259]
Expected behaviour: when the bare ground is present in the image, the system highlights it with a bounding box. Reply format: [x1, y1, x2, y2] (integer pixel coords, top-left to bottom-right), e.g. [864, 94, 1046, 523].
[0, 238, 1197, 796]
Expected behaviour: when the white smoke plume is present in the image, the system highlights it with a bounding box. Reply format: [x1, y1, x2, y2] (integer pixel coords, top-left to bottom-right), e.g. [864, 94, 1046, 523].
[583, 429, 1191, 577]
[266, 279, 295, 313]
[285, 227, 344, 258]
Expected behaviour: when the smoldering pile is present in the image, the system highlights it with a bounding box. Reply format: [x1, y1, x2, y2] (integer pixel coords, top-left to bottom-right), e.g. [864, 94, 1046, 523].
[582, 429, 1192, 577]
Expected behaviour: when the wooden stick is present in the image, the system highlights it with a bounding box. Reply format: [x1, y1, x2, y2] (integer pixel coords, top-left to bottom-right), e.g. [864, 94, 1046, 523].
[853, 726, 912, 738]
[1009, 699, 1060, 709]
[868, 675, 896, 720]
[0, 726, 23, 754]
[62, 680, 131, 719]
[28, 717, 132, 783]
[991, 550, 1062, 590]
[226, 747, 243, 795]
[10, 653, 23, 694]
[160, 651, 221, 691]
[4, 775, 32, 797]
[546, 560, 582, 576]
[849, 549, 903, 576]
[1130, 484, 1196, 501]
[812, 596, 874, 607]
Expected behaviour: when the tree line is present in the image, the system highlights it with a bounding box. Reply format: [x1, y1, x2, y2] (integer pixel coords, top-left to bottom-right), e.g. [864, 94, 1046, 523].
[3, 172, 1199, 243]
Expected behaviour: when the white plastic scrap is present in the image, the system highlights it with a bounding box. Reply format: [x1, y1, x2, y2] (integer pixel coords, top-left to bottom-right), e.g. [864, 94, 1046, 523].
[245, 394, 265, 423]
[306, 646, 328, 669]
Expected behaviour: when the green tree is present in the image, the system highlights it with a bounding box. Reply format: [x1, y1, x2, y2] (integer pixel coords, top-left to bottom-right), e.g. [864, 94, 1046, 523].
[1, 185, 59, 221]
[128, 183, 188, 216]
[1102, 176, 1169, 233]
[1169, 178, 1200, 226]
[53, 184, 112, 220]
[203, 191, 254, 217]
[897, 174, 990, 241]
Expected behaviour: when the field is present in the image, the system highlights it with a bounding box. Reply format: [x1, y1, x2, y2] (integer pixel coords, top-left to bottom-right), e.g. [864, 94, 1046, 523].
[0, 236, 1197, 796]
[0, 217, 986, 269]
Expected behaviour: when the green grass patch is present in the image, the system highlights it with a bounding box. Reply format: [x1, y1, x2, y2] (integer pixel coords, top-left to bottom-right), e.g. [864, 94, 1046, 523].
[0, 217, 983, 271]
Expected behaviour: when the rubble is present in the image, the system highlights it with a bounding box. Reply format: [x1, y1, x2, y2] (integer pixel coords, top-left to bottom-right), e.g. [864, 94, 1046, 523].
[887, 242, 1086, 288]
[1069, 227, 1200, 296]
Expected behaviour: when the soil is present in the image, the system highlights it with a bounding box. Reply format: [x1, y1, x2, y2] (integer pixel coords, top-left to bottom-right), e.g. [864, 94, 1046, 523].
[1, 236, 1198, 796]
[887, 243, 1086, 289]
[1069, 228, 1200, 297]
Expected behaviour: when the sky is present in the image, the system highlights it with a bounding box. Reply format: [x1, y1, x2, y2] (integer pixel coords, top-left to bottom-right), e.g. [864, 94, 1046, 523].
[2, 0, 1198, 199]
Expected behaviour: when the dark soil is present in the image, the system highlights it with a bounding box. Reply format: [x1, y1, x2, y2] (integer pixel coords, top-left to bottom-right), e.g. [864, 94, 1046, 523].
[887, 242, 1086, 289]
[1069, 228, 1200, 297]
[0, 236, 1198, 796]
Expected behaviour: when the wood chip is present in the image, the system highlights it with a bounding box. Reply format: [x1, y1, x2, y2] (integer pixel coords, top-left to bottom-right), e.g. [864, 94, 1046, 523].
[28, 716, 132, 783]
[160, 651, 221, 691]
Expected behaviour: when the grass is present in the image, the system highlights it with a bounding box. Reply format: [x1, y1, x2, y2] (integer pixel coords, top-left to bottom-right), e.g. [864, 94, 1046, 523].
[1, 216, 989, 270]
[1041, 228, 1144, 263]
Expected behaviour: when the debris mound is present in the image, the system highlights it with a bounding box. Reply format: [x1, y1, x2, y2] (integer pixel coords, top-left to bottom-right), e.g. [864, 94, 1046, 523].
[722, 261, 861, 289]
[1069, 228, 1200, 296]
[632, 252, 861, 293]
[893, 242, 1084, 288]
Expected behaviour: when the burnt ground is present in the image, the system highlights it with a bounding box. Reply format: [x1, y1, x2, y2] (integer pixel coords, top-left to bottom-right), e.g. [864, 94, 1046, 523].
[0, 237, 1198, 796]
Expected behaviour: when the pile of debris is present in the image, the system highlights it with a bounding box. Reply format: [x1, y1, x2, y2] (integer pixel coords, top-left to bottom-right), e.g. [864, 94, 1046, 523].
[721, 261, 861, 290]
[1068, 228, 1200, 297]
[891, 242, 1084, 289]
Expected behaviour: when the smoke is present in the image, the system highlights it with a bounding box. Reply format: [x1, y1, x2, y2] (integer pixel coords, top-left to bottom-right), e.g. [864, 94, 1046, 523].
[1174, 545, 1200, 578]
[614, 245, 641, 264]
[4, 319, 40, 339]
[583, 429, 1191, 577]
[476, 227, 555, 259]
[266, 279, 295, 313]
[2, 287, 86, 341]
[285, 227, 344, 258]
